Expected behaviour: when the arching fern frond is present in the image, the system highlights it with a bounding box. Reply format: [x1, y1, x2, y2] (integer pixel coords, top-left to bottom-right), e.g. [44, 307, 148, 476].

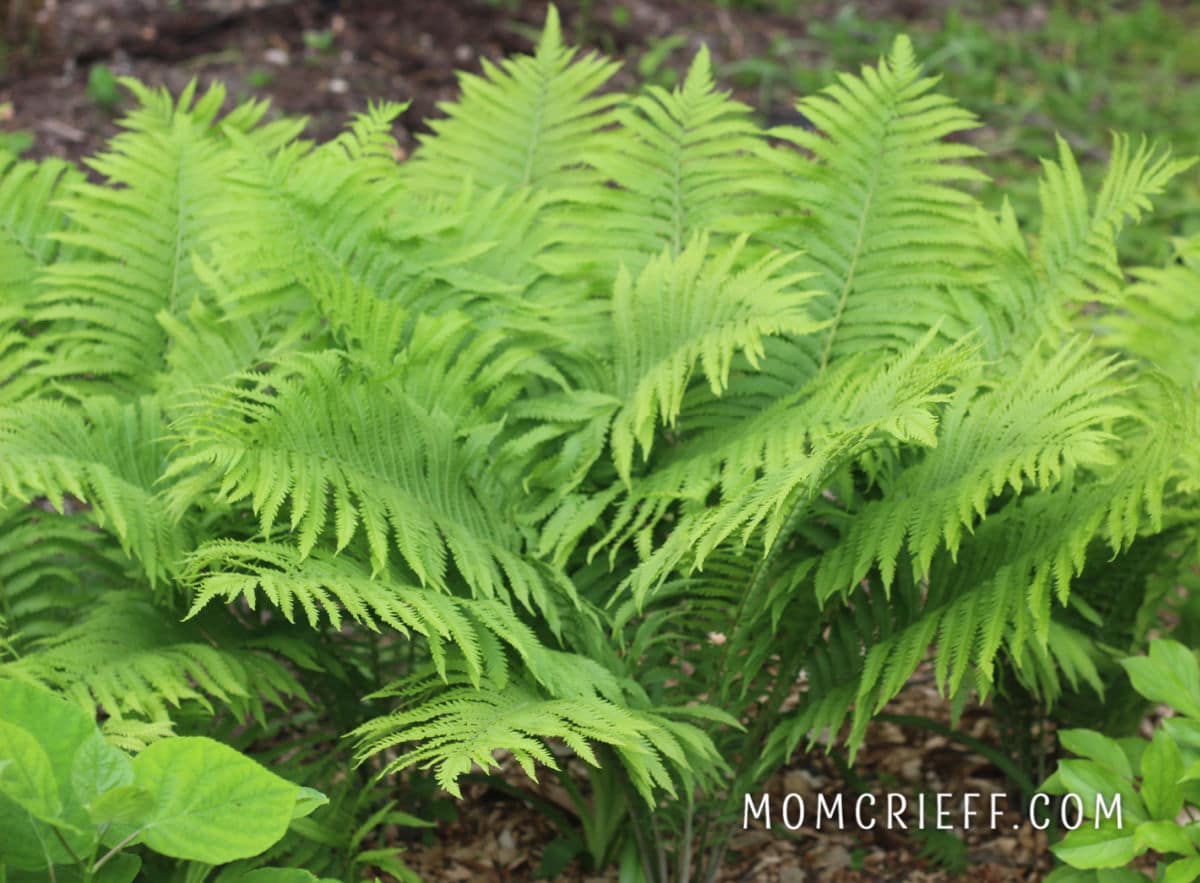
[607, 234, 822, 482]
[589, 331, 973, 600]
[814, 389, 1187, 756]
[559, 46, 775, 270]
[350, 667, 723, 804]
[166, 352, 567, 618]
[0, 396, 188, 584]
[0, 152, 82, 402]
[1036, 134, 1193, 309]
[0, 505, 129, 652]
[31, 80, 305, 394]
[1, 591, 305, 725]
[181, 539, 573, 688]
[0, 151, 81, 277]
[814, 337, 1132, 601]
[1101, 233, 1200, 390]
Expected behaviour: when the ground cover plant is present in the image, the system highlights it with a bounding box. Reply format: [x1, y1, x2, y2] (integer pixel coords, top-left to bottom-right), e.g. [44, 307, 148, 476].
[1, 6, 1198, 881]
[1045, 638, 1200, 882]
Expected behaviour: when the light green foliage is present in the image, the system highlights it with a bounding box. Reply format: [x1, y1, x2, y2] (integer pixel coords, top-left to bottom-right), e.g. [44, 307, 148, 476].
[0, 680, 323, 879]
[1100, 233, 1200, 394]
[0, 6, 1196, 881]
[1044, 641, 1200, 882]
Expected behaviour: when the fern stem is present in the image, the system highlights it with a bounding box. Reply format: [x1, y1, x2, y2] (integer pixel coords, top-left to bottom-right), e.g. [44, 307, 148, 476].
[651, 812, 668, 883]
[679, 791, 694, 883]
[702, 839, 728, 883]
[711, 473, 822, 707]
[818, 153, 882, 373]
[698, 638, 808, 883]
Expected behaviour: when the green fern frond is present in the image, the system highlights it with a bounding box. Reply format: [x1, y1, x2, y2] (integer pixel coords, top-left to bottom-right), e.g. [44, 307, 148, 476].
[351, 669, 719, 804]
[845, 411, 1185, 753]
[182, 539, 570, 688]
[99, 718, 177, 753]
[1, 591, 305, 724]
[608, 234, 822, 482]
[0, 396, 188, 583]
[166, 353, 566, 618]
[31, 80, 303, 393]
[0, 505, 128, 653]
[769, 34, 988, 371]
[1037, 133, 1193, 308]
[560, 46, 774, 268]
[0, 151, 81, 276]
[1101, 233, 1200, 390]
[596, 332, 972, 604]
[0, 152, 82, 402]
[404, 5, 621, 198]
[814, 337, 1131, 601]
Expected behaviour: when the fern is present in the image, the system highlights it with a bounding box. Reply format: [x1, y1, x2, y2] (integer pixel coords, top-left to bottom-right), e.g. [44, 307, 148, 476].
[769, 35, 988, 371]
[349, 666, 723, 805]
[1036, 134, 1194, 309]
[559, 46, 776, 269]
[403, 5, 620, 198]
[31, 81, 299, 394]
[0, 152, 81, 402]
[1101, 233, 1200, 391]
[1, 10, 1197, 883]
[0, 396, 188, 584]
[164, 352, 564, 615]
[1, 590, 305, 725]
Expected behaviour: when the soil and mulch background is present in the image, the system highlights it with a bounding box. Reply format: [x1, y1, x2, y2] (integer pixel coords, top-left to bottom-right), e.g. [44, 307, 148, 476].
[0, 0, 986, 165]
[0, 1, 1170, 880]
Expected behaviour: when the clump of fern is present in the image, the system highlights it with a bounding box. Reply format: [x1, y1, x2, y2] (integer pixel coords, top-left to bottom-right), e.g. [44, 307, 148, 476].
[1, 6, 1197, 882]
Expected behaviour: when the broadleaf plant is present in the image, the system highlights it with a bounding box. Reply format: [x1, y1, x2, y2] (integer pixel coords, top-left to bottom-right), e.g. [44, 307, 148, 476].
[1043, 641, 1200, 883]
[1, 6, 1197, 881]
[0, 679, 328, 881]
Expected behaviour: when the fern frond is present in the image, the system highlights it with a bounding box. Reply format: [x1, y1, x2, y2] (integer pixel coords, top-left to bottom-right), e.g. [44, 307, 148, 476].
[31, 80, 304, 393]
[351, 669, 720, 804]
[166, 353, 567, 618]
[857, 409, 1183, 752]
[769, 35, 987, 370]
[0, 152, 82, 402]
[594, 331, 972, 604]
[403, 6, 620, 199]
[559, 46, 774, 269]
[1037, 134, 1193, 308]
[1101, 233, 1200, 390]
[0, 396, 188, 583]
[814, 337, 1131, 600]
[1, 591, 305, 725]
[182, 539, 570, 688]
[0, 505, 128, 653]
[607, 234, 822, 481]
[0, 151, 81, 276]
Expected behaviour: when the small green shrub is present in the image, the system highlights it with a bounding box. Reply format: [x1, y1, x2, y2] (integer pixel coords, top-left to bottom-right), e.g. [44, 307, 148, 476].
[0, 679, 328, 882]
[1044, 640, 1200, 882]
